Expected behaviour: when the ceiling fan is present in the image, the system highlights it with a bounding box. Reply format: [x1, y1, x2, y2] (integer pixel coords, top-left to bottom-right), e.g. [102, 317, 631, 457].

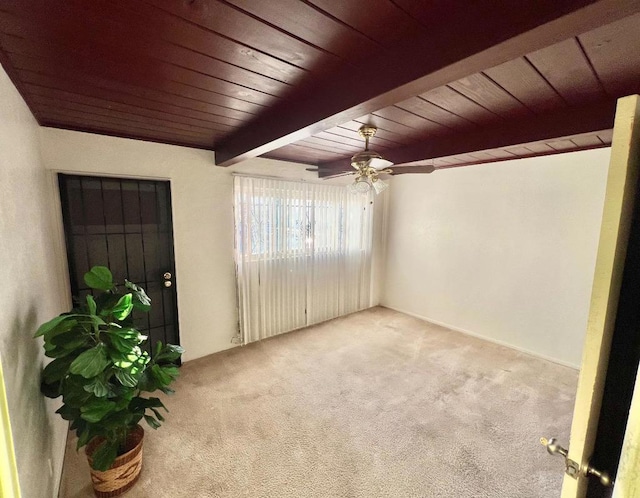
[310, 125, 436, 194]
[347, 125, 394, 194]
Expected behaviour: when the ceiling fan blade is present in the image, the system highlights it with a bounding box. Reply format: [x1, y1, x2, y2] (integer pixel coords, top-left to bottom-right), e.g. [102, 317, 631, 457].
[320, 171, 355, 180]
[390, 164, 436, 175]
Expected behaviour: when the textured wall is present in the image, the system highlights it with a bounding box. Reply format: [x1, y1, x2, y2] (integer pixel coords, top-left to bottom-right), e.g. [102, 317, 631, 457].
[382, 149, 610, 368]
[0, 66, 69, 497]
[38, 129, 385, 362]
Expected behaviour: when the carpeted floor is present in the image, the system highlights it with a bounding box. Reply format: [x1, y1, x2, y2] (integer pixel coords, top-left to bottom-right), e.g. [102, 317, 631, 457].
[59, 307, 577, 497]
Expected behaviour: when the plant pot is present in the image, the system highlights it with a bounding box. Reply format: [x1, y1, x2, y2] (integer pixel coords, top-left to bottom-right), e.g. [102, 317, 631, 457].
[86, 425, 144, 498]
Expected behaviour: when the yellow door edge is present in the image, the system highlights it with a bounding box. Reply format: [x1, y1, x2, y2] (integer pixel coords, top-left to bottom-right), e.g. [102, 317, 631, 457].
[562, 94, 640, 497]
[0, 355, 21, 498]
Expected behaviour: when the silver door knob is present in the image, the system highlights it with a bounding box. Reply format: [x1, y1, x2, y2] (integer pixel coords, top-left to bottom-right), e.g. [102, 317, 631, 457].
[163, 272, 172, 280]
[541, 437, 568, 458]
[164, 280, 172, 288]
[540, 437, 613, 487]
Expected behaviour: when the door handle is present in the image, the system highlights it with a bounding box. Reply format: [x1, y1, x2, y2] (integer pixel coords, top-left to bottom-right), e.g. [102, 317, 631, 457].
[540, 437, 613, 487]
[163, 272, 172, 287]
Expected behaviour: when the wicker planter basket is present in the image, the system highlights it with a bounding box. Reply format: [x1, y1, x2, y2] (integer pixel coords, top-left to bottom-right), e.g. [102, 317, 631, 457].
[86, 425, 144, 498]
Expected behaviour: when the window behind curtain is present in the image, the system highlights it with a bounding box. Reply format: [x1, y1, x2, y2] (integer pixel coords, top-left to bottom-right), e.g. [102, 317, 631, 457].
[233, 176, 373, 343]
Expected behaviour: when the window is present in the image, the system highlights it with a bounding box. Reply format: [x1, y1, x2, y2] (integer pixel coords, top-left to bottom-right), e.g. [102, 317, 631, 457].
[233, 176, 373, 343]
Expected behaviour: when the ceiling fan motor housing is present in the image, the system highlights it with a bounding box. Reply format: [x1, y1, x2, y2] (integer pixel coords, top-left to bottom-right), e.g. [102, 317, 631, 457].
[344, 125, 394, 195]
[351, 150, 385, 170]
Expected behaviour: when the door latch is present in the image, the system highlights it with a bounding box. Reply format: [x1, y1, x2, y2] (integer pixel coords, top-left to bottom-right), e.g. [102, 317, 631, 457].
[540, 437, 614, 487]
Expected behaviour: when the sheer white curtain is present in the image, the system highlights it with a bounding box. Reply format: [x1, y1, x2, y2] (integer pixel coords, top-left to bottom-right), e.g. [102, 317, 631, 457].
[233, 176, 373, 344]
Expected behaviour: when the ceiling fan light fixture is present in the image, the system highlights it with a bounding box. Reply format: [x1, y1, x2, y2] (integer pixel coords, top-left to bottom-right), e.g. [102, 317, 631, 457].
[347, 125, 393, 195]
[348, 176, 372, 194]
[372, 177, 389, 194]
[368, 157, 394, 170]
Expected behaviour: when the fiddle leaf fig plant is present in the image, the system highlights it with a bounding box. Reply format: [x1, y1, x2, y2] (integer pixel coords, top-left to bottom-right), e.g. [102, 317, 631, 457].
[35, 266, 183, 471]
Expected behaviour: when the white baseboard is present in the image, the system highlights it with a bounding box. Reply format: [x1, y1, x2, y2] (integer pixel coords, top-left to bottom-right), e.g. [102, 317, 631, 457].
[382, 305, 580, 370]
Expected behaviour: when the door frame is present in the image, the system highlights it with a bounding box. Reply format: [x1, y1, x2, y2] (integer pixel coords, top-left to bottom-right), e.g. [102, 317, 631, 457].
[48, 169, 181, 345]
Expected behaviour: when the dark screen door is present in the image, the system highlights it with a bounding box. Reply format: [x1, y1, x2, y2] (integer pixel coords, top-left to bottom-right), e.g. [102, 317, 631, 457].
[58, 174, 179, 352]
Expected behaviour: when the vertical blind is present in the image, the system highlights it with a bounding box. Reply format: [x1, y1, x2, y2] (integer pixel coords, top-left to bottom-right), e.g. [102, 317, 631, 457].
[233, 176, 373, 344]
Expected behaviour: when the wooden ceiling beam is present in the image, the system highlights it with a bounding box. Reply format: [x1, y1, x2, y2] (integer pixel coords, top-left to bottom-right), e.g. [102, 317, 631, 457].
[317, 99, 617, 176]
[214, 0, 640, 166]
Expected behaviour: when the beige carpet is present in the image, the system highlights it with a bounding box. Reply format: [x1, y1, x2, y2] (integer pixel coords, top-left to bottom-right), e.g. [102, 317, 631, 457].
[59, 307, 577, 497]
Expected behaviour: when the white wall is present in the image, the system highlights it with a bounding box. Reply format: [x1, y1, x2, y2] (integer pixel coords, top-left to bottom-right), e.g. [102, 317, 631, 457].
[38, 128, 383, 362]
[0, 66, 69, 497]
[382, 149, 610, 368]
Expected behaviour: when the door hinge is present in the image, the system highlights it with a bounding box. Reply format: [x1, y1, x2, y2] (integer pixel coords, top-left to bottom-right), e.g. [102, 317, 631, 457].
[540, 437, 614, 487]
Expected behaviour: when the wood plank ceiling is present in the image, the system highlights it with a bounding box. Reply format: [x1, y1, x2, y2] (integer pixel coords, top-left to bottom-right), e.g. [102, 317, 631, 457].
[0, 0, 639, 176]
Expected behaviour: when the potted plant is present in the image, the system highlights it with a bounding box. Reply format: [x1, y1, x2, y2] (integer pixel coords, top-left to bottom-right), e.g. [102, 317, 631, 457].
[35, 266, 183, 497]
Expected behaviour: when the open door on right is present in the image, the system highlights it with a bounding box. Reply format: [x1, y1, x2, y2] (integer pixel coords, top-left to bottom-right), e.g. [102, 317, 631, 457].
[541, 94, 640, 497]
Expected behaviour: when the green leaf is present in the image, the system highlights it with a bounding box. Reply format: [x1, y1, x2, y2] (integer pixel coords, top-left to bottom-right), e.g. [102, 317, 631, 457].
[40, 379, 61, 399]
[151, 364, 172, 386]
[80, 398, 116, 423]
[90, 440, 118, 471]
[51, 330, 89, 351]
[95, 292, 119, 313]
[136, 370, 156, 392]
[148, 397, 166, 410]
[111, 294, 133, 321]
[70, 416, 84, 432]
[44, 344, 75, 359]
[132, 301, 151, 312]
[42, 356, 75, 383]
[138, 350, 150, 365]
[86, 294, 97, 315]
[112, 346, 145, 369]
[150, 408, 165, 422]
[130, 396, 166, 411]
[106, 327, 139, 353]
[84, 266, 114, 291]
[114, 369, 138, 388]
[99, 410, 135, 431]
[156, 344, 184, 363]
[43, 319, 81, 346]
[70, 345, 110, 379]
[55, 403, 80, 422]
[63, 376, 93, 408]
[144, 414, 161, 430]
[154, 341, 163, 358]
[76, 422, 91, 449]
[120, 328, 140, 340]
[125, 280, 152, 311]
[125, 280, 151, 304]
[108, 335, 135, 354]
[112, 390, 135, 408]
[35, 315, 74, 338]
[70, 315, 105, 337]
[83, 377, 110, 398]
[161, 366, 180, 381]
